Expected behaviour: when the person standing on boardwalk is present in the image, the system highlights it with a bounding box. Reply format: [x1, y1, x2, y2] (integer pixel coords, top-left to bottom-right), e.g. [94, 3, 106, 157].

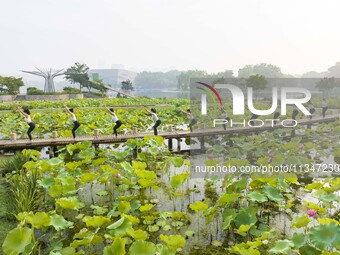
[292, 105, 299, 121]
[249, 114, 259, 126]
[104, 105, 122, 137]
[17, 106, 35, 141]
[181, 109, 197, 132]
[322, 98, 328, 118]
[145, 108, 161, 135]
[64, 104, 80, 139]
[220, 108, 230, 130]
[273, 108, 280, 125]
[308, 101, 315, 119]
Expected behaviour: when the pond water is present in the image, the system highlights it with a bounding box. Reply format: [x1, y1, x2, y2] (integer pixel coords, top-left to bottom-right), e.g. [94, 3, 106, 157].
[3, 123, 339, 253]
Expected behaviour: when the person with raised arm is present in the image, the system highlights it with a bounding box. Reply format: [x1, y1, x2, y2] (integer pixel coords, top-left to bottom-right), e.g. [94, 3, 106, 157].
[180, 109, 197, 132]
[104, 105, 122, 137]
[17, 106, 35, 141]
[64, 104, 80, 139]
[145, 108, 161, 135]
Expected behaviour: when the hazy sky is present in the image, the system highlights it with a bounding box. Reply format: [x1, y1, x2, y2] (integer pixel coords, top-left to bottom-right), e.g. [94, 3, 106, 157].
[1, 0, 340, 77]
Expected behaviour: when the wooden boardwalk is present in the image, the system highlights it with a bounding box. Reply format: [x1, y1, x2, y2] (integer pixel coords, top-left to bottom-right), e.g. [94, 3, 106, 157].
[0, 115, 339, 150]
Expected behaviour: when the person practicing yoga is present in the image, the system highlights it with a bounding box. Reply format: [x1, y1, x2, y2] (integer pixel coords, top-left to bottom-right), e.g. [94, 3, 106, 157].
[308, 101, 315, 119]
[273, 108, 280, 125]
[322, 98, 328, 118]
[104, 105, 122, 136]
[181, 109, 197, 132]
[220, 108, 230, 130]
[145, 108, 161, 135]
[17, 106, 35, 141]
[64, 104, 80, 139]
[292, 105, 299, 121]
[249, 114, 259, 126]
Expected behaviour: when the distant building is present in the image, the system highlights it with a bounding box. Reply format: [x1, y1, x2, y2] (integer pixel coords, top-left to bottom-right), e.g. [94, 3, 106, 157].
[88, 69, 137, 88]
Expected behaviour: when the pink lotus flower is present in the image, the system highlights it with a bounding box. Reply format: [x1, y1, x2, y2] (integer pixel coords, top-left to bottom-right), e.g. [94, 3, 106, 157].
[268, 153, 274, 158]
[298, 144, 305, 151]
[307, 209, 317, 217]
[115, 173, 121, 179]
[207, 154, 216, 159]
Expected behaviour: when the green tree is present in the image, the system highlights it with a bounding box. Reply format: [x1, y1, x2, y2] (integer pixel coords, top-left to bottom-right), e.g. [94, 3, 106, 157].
[121, 79, 134, 91]
[315, 77, 339, 91]
[246, 74, 267, 90]
[177, 70, 208, 91]
[64, 63, 90, 91]
[0, 76, 24, 94]
[89, 80, 108, 93]
[212, 70, 234, 78]
[238, 63, 284, 78]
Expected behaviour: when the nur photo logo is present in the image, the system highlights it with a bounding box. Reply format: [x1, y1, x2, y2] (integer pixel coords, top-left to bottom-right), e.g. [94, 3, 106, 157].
[194, 79, 312, 128]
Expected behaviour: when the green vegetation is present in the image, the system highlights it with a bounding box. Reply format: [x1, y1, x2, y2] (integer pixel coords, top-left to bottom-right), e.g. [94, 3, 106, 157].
[0, 152, 28, 175]
[65, 62, 107, 92]
[27, 87, 44, 95]
[27, 86, 82, 95]
[315, 77, 340, 92]
[246, 74, 268, 90]
[0, 97, 187, 110]
[63, 86, 82, 94]
[238, 63, 287, 78]
[1, 118, 340, 254]
[0, 96, 340, 254]
[0, 76, 24, 95]
[0, 98, 189, 139]
[121, 79, 134, 91]
[0, 156, 17, 255]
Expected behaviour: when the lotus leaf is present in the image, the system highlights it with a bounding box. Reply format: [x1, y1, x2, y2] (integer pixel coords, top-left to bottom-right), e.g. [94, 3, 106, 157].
[103, 236, 126, 255]
[50, 214, 74, 231]
[189, 201, 208, 212]
[129, 240, 156, 255]
[248, 191, 268, 202]
[269, 239, 294, 254]
[292, 214, 310, 229]
[263, 185, 283, 202]
[160, 234, 186, 251]
[310, 223, 340, 250]
[2, 227, 33, 255]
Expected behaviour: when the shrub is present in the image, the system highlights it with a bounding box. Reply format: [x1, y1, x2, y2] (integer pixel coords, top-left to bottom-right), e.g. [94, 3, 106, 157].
[8, 168, 41, 214]
[0, 153, 28, 176]
[27, 87, 44, 95]
[63, 86, 81, 94]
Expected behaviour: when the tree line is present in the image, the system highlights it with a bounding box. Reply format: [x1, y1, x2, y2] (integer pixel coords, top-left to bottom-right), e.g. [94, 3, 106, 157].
[2, 62, 340, 95]
[134, 62, 340, 91]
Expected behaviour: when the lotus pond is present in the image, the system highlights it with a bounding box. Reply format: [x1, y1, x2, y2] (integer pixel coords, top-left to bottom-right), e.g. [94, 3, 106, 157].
[1, 97, 340, 255]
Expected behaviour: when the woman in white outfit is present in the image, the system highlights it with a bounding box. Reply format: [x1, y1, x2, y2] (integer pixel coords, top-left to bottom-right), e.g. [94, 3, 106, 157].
[145, 108, 161, 135]
[181, 109, 197, 132]
[17, 106, 35, 141]
[64, 104, 80, 138]
[104, 105, 122, 136]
